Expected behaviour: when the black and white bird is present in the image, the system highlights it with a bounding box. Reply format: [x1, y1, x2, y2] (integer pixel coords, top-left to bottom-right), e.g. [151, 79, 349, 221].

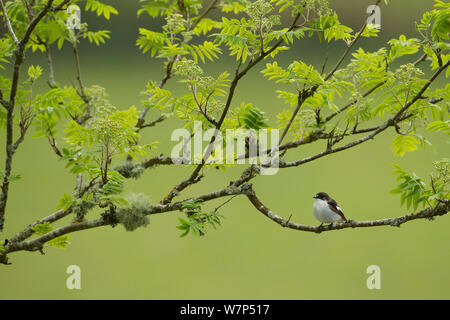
[313, 192, 347, 226]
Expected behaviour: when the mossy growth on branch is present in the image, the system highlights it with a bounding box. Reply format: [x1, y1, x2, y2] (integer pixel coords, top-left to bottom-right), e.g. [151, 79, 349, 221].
[114, 161, 145, 179]
[115, 193, 151, 231]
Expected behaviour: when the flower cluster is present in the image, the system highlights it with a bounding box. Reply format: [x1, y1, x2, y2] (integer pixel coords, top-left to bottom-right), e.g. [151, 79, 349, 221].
[394, 63, 424, 83]
[163, 13, 186, 34]
[245, 0, 281, 32]
[175, 58, 204, 79]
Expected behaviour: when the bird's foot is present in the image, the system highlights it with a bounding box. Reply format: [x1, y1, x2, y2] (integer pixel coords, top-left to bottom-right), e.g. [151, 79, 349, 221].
[316, 223, 324, 233]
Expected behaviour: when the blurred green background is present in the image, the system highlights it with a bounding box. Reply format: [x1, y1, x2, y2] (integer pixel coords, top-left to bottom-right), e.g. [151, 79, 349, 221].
[0, 0, 449, 299]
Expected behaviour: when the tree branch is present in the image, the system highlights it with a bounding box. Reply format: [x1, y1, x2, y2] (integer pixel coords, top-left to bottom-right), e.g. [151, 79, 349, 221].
[191, 0, 218, 29]
[325, 81, 386, 123]
[20, 0, 55, 47]
[139, 115, 167, 130]
[52, 0, 72, 11]
[0, 184, 252, 264]
[8, 208, 72, 244]
[325, 45, 429, 124]
[246, 186, 449, 234]
[4, 217, 106, 256]
[159, 12, 302, 205]
[45, 42, 56, 88]
[0, 0, 57, 232]
[278, 87, 318, 144]
[280, 60, 450, 169]
[324, 0, 382, 81]
[277, 1, 382, 143]
[137, 58, 177, 128]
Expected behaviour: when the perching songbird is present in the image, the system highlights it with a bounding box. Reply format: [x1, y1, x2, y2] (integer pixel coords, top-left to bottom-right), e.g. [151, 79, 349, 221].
[313, 192, 347, 226]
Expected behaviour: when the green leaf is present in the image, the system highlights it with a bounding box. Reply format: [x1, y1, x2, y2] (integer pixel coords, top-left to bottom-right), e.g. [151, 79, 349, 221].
[28, 65, 43, 81]
[136, 28, 168, 56]
[83, 30, 111, 46]
[85, 0, 118, 20]
[46, 235, 71, 249]
[57, 193, 75, 210]
[0, 172, 22, 183]
[427, 120, 450, 135]
[431, 11, 450, 41]
[388, 35, 421, 60]
[235, 102, 269, 130]
[392, 135, 420, 156]
[32, 222, 52, 236]
[177, 199, 225, 238]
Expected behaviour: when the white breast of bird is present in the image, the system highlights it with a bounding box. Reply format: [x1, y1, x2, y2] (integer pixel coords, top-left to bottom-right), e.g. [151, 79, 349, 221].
[313, 199, 344, 223]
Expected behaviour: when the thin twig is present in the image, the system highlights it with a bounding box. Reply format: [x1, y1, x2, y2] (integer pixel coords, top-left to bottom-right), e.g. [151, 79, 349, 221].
[214, 195, 238, 213]
[0, 0, 20, 46]
[45, 43, 56, 88]
[324, 0, 382, 81]
[191, 0, 218, 29]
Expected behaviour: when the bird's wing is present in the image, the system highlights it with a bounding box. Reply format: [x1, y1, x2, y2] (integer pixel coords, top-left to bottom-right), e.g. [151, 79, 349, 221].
[327, 200, 347, 221]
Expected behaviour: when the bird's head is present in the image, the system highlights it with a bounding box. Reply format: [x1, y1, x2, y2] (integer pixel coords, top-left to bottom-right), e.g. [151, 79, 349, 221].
[313, 192, 330, 200]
